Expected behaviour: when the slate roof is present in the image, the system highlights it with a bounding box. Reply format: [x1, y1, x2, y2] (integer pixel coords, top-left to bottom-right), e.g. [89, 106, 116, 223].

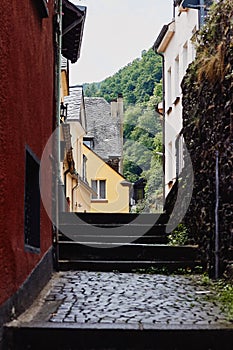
[61, 56, 68, 70]
[84, 97, 122, 161]
[64, 89, 123, 161]
[64, 86, 83, 122]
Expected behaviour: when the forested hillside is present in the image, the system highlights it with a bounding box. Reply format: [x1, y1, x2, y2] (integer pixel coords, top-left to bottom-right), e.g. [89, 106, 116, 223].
[123, 105, 163, 212]
[83, 49, 163, 212]
[83, 49, 162, 107]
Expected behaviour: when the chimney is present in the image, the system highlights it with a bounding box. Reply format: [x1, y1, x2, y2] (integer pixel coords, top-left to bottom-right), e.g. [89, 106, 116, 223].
[110, 99, 117, 118]
[117, 93, 124, 124]
[117, 93, 124, 174]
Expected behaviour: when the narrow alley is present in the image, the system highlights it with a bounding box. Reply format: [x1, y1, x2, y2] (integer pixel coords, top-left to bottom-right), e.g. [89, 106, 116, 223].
[4, 271, 233, 349]
[1, 1, 233, 349]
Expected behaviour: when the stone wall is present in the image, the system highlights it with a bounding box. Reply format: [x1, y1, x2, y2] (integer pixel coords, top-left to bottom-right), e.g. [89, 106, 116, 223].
[181, 0, 233, 276]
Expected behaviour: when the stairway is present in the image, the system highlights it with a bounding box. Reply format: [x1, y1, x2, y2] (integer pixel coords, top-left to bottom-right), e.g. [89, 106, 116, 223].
[4, 322, 233, 350]
[3, 214, 229, 350]
[58, 212, 202, 272]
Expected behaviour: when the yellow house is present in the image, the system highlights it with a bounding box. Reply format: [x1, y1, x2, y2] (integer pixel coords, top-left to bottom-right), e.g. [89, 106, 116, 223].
[61, 85, 131, 213]
[61, 86, 94, 213]
[83, 144, 131, 213]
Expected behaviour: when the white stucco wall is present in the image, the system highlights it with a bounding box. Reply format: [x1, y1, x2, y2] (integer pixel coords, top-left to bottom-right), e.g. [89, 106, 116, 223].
[158, 8, 199, 195]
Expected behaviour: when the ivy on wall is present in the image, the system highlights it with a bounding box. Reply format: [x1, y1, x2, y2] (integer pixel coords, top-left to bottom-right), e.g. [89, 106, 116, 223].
[181, 0, 233, 276]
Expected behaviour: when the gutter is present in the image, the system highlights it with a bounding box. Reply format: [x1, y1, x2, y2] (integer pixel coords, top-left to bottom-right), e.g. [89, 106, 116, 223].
[152, 25, 169, 52]
[71, 181, 80, 211]
[159, 53, 166, 209]
[71, 174, 96, 211]
[53, 0, 63, 270]
[153, 38, 166, 209]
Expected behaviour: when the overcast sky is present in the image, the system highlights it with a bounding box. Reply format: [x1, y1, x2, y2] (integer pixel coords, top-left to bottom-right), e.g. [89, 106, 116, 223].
[70, 0, 173, 85]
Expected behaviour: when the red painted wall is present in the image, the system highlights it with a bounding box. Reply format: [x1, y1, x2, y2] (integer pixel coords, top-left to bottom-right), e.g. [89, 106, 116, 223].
[0, 0, 55, 305]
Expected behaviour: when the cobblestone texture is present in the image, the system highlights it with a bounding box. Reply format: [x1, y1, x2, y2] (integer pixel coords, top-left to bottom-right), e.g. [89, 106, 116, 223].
[41, 272, 232, 326]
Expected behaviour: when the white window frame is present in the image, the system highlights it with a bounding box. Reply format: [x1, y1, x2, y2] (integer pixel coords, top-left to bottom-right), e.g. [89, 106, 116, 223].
[91, 179, 106, 200]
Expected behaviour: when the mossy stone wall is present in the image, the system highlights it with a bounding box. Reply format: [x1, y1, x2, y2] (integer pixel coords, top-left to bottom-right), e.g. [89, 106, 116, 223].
[181, 0, 233, 276]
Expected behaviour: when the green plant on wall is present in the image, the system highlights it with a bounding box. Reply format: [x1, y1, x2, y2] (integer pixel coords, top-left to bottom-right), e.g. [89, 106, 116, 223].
[199, 275, 233, 322]
[181, 0, 233, 276]
[168, 223, 189, 246]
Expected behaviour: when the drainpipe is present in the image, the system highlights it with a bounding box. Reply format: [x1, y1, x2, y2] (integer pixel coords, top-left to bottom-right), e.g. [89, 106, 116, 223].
[56, 0, 62, 174]
[173, 1, 176, 20]
[72, 180, 80, 212]
[157, 52, 166, 209]
[199, 0, 205, 28]
[214, 150, 219, 279]
[64, 168, 70, 211]
[53, 0, 63, 269]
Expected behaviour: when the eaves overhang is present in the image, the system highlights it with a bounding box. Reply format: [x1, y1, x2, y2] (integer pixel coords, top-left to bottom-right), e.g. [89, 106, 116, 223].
[153, 24, 169, 52]
[62, 0, 87, 63]
[78, 176, 96, 195]
[153, 21, 175, 54]
[65, 86, 87, 131]
[120, 180, 132, 188]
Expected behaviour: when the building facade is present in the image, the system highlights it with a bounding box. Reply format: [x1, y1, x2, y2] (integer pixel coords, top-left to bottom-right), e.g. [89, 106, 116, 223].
[154, 2, 199, 196]
[83, 145, 131, 213]
[0, 0, 55, 328]
[154, 0, 212, 196]
[0, 0, 86, 338]
[63, 88, 131, 213]
[84, 95, 124, 174]
[62, 86, 94, 213]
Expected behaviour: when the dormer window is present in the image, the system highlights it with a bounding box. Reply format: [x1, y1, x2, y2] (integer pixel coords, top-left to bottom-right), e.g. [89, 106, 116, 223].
[83, 137, 94, 150]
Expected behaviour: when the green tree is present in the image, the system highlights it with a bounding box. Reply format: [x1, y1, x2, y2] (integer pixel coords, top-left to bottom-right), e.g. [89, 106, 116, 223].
[85, 83, 98, 97]
[82, 48, 164, 212]
[149, 81, 163, 108]
[83, 48, 162, 107]
[143, 132, 163, 212]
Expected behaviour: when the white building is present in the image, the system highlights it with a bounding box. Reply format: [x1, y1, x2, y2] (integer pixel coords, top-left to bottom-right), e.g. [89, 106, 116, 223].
[153, 0, 211, 196]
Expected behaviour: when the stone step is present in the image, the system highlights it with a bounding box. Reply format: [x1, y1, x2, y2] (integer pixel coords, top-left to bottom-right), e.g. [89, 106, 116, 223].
[58, 259, 203, 272]
[58, 234, 168, 244]
[58, 242, 199, 261]
[58, 223, 169, 236]
[59, 212, 169, 225]
[57, 213, 201, 274]
[58, 212, 170, 245]
[4, 322, 233, 350]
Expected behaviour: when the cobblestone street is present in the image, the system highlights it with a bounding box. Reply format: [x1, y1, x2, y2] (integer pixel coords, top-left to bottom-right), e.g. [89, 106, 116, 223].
[30, 271, 231, 327]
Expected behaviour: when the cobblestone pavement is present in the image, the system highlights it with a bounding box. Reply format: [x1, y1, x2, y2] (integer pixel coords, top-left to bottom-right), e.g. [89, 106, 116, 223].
[34, 271, 232, 326]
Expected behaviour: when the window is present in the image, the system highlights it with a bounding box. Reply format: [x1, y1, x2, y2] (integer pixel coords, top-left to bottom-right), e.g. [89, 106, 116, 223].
[136, 188, 144, 201]
[24, 147, 40, 253]
[166, 67, 172, 108]
[174, 55, 180, 98]
[83, 137, 94, 149]
[176, 134, 184, 177]
[91, 180, 106, 199]
[82, 155, 87, 183]
[60, 141, 66, 161]
[167, 141, 173, 182]
[183, 42, 188, 75]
